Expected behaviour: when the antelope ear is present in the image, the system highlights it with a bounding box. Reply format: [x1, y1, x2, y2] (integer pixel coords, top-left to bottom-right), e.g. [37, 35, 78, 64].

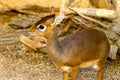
[50, 6, 54, 14]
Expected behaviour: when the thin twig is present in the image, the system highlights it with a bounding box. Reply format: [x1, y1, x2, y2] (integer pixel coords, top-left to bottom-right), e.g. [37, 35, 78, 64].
[71, 16, 90, 28]
[69, 8, 108, 29]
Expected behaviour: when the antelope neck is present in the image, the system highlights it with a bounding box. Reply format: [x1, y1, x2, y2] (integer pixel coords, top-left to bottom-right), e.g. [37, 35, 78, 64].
[47, 27, 63, 58]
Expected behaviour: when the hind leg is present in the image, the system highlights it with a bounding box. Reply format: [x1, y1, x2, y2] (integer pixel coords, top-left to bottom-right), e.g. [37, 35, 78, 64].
[96, 62, 104, 80]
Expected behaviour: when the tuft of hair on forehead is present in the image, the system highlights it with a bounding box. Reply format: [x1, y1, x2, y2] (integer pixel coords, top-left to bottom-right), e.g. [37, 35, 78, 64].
[35, 14, 55, 26]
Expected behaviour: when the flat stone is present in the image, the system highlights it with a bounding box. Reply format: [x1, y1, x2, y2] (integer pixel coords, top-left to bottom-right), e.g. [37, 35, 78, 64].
[8, 14, 40, 29]
[109, 44, 118, 60]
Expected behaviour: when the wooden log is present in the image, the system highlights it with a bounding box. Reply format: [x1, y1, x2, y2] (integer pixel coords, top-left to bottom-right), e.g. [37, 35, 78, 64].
[70, 0, 90, 8]
[60, 0, 68, 13]
[60, 0, 90, 13]
[19, 35, 46, 51]
[68, 8, 117, 19]
[109, 44, 118, 60]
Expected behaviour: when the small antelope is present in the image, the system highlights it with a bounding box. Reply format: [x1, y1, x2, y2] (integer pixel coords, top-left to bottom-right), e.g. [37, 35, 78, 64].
[28, 13, 110, 80]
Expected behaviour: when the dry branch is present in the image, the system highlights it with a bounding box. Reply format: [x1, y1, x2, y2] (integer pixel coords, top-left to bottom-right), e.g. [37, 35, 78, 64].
[0, 1, 48, 18]
[69, 8, 117, 19]
[71, 16, 90, 28]
[69, 8, 108, 29]
[19, 35, 46, 51]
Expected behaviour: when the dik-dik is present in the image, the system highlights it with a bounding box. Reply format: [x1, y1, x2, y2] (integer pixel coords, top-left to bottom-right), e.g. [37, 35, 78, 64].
[29, 14, 110, 80]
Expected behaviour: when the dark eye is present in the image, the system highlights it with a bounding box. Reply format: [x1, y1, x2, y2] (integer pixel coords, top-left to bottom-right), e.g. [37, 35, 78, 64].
[37, 24, 46, 31]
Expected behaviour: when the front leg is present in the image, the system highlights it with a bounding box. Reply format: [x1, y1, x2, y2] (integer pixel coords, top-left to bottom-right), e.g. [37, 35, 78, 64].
[63, 72, 69, 80]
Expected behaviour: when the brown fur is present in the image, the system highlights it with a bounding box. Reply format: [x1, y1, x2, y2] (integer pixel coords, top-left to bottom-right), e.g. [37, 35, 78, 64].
[29, 14, 110, 80]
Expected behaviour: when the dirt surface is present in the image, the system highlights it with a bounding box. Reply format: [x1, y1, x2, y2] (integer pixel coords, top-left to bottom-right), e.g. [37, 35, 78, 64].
[0, 32, 120, 80]
[0, 6, 120, 80]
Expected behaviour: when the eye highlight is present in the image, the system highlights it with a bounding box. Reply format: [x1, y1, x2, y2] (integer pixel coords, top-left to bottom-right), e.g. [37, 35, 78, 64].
[37, 24, 46, 31]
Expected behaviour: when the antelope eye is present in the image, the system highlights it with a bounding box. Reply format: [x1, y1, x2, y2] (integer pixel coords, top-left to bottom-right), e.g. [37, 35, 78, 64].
[37, 24, 46, 31]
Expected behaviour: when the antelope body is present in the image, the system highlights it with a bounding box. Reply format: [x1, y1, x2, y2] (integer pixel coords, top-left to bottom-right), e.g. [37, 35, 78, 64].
[29, 14, 110, 80]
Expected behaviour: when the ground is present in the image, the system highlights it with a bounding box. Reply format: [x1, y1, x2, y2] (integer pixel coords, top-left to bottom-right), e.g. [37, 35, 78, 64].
[0, 41, 120, 80]
[0, 5, 120, 80]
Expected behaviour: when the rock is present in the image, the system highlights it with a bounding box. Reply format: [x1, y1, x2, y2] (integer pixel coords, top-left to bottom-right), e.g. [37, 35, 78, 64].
[109, 44, 118, 60]
[107, 31, 119, 42]
[8, 14, 40, 29]
[117, 40, 120, 54]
